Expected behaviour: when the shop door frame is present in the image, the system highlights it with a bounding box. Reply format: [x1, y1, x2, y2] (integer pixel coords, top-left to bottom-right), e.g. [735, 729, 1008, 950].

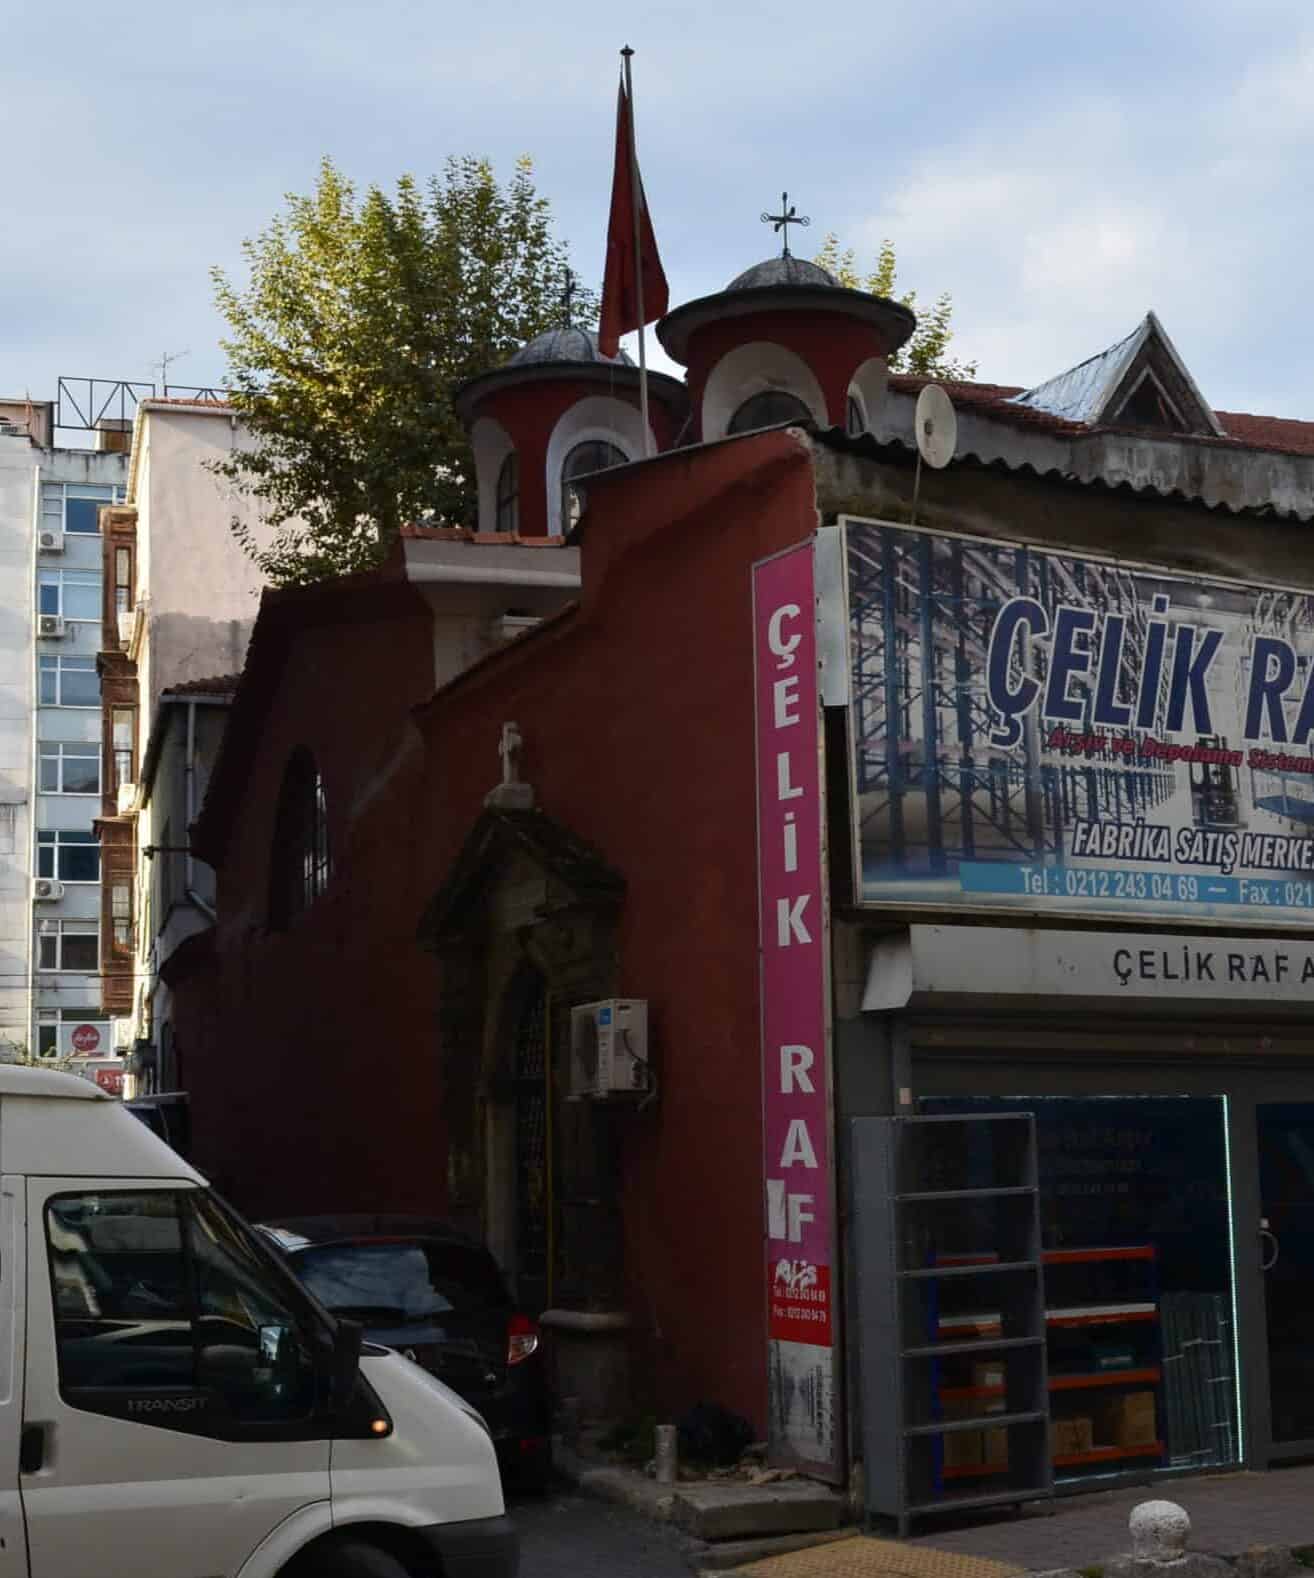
[1234, 1085, 1314, 1469]
[903, 1043, 1314, 1478]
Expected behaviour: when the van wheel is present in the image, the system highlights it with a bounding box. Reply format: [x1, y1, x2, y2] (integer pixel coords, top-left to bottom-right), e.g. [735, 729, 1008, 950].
[302, 1540, 411, 1578]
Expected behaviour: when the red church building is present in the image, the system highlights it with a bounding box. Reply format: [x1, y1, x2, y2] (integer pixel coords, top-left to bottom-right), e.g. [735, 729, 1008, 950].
[177, 249, 1314, 1510]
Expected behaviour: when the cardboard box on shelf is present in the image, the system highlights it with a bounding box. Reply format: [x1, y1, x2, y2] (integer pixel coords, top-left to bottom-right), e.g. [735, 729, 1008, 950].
[1051, 1415, 1095, 1457]
[1096, 1391, 1157, 1447]
[942, 1429, 985, 1469]
[971, 1361, 1006, 1391]
[985, 1426, 1009, 1466]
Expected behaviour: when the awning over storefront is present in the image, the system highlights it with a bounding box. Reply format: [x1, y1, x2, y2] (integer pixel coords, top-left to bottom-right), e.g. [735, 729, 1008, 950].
[863, 924, 1314, 1017]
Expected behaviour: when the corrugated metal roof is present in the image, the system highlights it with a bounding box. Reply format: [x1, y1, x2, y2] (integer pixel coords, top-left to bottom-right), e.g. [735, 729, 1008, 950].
[1008, 319, 1147, 424]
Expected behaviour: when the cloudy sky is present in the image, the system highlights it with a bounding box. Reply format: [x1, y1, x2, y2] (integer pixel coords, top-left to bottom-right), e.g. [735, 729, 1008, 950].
[2, 0, 1309, 426]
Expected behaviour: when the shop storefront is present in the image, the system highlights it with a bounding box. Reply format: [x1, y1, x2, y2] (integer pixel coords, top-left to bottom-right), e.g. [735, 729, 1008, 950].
[848, 924, 1314, 1516]
[817, 516, 1314, 1516]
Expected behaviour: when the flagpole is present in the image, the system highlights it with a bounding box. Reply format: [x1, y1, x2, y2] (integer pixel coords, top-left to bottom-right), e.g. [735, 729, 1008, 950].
[621, 45, 652, 459]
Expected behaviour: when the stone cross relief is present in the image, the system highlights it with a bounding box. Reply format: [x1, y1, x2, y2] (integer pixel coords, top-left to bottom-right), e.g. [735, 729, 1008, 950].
[487, 720, 534, 809]
[499, 722, 523, 786]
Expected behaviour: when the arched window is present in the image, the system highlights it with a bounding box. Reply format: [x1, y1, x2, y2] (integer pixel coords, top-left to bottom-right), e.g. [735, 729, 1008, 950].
[495, 452, 519, 534]
[561, 440, 627, 532]
[268, 748, 332, 930]
[727, 390, 812, 435]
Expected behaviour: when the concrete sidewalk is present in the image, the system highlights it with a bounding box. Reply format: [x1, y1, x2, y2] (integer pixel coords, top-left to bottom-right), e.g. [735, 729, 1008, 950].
[903, 1467, 1314, 1570]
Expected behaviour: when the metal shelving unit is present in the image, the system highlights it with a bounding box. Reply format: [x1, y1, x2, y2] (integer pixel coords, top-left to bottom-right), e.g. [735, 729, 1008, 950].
[850, 1114, 1054, 1533]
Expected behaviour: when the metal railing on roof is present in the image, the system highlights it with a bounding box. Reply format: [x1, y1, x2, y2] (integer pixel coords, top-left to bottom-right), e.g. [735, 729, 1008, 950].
[56, 378, 154, 433]
[55, 378, 231, 431]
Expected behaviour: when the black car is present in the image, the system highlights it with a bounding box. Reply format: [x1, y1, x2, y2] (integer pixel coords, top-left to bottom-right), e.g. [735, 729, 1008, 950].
[257, 1214, 552, 1488]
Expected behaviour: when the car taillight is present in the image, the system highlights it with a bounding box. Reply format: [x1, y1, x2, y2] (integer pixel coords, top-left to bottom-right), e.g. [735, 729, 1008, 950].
[507, 1313, 539, 1366]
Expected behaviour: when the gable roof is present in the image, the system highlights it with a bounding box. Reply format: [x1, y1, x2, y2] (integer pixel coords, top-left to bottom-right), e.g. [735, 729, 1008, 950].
[887, 372, 1314, 462]
[1009, 312, 1223, 437]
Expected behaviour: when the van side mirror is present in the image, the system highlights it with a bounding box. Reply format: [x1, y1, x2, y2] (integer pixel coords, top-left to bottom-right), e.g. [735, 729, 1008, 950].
[330, 1317, 363, 1410]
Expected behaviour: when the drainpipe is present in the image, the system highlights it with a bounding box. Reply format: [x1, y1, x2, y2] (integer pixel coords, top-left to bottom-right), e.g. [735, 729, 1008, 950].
[182, 700, 214, 920]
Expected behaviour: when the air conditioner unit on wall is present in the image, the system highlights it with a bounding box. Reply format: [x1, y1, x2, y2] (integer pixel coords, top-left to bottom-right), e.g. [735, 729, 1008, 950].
[33, 878, 65, 901]
[569, 999, 650, 1101]
[38, 529, 65, 553]
[37, 614, 66, 638]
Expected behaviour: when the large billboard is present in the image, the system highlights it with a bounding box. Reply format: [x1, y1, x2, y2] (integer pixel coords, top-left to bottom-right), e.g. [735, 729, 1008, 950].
[843, 516, 1314, 927]
[753, 541, 840, 1482]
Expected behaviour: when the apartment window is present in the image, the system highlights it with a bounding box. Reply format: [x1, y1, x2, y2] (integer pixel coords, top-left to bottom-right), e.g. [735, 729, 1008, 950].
[40, 482, 123, 536]
[38, 654, 99, 707]
[112, 709, 135, 789]
[114, 547, 133, 616]
[111, 883, 133, 950]
[39, 741, 100, 795]
[38, 569, 102, 622]
[36, 829, 100, 883]
[36, 1010, 59, 1059]
[268, 748, 332, 929]
[37, 920, 99, 973]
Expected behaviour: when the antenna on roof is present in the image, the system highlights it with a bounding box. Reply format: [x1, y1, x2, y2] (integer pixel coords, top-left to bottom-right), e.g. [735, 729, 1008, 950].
[152, 349, 189, 394]
[910, 383, 957, 526]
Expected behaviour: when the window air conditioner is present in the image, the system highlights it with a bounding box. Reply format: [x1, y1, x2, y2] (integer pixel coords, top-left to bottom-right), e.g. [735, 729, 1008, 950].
[568, 999, 650, 1101]
[33, 878, 65, 901]
[38, 614, 67, 638]
[38, 529, 65, 553]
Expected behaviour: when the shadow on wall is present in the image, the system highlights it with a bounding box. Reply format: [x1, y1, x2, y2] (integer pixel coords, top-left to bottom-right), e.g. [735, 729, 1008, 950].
[147, 614, 256, 711]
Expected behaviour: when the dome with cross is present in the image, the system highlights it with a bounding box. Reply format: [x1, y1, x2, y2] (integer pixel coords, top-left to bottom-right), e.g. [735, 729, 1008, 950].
[507, 326, 634, 369]
[726, 256, 840, 292]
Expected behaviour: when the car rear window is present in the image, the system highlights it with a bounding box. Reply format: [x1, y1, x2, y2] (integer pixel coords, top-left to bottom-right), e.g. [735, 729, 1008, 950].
[292, 1240, 507, 1318]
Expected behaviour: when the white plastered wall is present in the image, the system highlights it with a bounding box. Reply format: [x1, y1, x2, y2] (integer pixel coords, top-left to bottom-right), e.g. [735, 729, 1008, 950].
[544, 396, 650, 538]
[700, 341, 827, 443]
[846, 356, 889, 435]
[470, 416, 515, 534]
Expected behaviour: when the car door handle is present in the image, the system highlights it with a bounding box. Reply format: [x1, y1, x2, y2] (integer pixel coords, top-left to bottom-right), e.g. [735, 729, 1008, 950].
[20, 1424, 47, 1474]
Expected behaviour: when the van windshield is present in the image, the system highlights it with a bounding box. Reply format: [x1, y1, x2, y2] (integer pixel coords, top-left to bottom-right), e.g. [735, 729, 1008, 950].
[292, 1241, 506, 1322]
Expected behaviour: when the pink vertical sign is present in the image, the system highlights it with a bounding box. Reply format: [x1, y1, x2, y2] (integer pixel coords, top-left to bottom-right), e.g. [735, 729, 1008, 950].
[753, 540, 838, 1479]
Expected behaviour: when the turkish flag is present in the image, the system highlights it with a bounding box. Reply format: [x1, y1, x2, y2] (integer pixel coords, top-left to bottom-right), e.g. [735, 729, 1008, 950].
[598, 79, 668, 359]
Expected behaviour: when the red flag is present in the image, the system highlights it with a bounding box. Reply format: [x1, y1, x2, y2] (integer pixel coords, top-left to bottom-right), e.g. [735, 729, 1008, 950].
[598, 78, 668, 359]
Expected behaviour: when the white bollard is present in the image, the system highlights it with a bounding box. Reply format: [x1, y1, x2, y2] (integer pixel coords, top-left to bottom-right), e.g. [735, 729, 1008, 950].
[654, 1423, 678, 1485]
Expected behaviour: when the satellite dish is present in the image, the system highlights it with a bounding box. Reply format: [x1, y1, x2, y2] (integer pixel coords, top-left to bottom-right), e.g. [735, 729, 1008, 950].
[914, 383, 957, 469]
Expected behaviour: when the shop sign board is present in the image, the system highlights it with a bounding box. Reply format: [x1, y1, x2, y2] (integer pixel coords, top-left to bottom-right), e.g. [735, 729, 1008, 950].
[865, 924, 1314, 1011]
[70, 1023, 101, 1054]
[753, 540, 840, 1481]
[842, 516, 1314, 928]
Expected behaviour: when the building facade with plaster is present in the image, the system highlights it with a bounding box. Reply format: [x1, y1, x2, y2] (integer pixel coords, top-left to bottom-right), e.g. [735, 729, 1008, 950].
[0, 393, 127, 1082]
[176, 264, 1314, 1506]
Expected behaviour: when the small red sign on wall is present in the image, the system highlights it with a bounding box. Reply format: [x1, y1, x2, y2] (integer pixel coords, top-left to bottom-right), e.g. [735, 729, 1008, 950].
[92, 1066, 124, 1096]
[71, 1024, 102, 1054]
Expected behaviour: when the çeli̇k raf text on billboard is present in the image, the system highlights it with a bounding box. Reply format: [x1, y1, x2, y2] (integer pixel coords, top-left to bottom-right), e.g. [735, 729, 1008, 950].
[843, 517, 1314, 927]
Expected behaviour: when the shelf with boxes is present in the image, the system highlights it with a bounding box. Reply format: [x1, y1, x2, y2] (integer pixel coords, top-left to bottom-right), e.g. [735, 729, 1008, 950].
[851, 1113, 1055, 1532]
[932, 1245, 1164, 1482]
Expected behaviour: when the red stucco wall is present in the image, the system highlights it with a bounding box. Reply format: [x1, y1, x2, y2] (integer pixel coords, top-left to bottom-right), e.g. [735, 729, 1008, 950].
[180, 428, 820, 1434]
[415, 429, 819, 1426]
[181, 586, 449, 1220]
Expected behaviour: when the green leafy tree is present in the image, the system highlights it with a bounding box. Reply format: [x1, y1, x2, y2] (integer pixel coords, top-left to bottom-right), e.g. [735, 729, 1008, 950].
[211, 156, 595, 586]
[814, 234, 977, 381]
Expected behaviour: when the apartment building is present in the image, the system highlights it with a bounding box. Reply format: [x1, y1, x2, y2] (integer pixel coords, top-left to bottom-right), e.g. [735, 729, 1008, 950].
[0, 393, 128, 1086]
[96, 397, 269, 1097]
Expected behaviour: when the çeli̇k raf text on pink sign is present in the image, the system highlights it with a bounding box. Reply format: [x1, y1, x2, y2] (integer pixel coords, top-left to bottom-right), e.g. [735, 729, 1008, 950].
[753, 539, 839, 1481]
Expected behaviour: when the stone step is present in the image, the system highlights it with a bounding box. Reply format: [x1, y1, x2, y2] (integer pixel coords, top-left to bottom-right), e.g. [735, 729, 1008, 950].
[670, 1481, 846, 1542]
[694, 1526, 856, 1569]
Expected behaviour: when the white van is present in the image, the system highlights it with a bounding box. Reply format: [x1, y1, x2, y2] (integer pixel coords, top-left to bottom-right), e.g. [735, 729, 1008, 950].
[0, 1067, 518, 1577]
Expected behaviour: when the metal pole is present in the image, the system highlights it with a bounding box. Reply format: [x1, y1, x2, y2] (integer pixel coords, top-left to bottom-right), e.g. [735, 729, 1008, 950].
[621, 46, 652, 458]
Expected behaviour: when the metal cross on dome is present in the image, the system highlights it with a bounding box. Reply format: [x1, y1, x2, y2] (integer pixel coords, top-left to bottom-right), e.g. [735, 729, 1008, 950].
[761, 192, 810, 259]
[561, 268, 577, 329]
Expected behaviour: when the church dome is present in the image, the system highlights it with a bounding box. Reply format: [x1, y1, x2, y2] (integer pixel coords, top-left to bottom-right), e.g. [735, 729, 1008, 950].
[726, 256, 840, 292]
[507, 326, 634, 368]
